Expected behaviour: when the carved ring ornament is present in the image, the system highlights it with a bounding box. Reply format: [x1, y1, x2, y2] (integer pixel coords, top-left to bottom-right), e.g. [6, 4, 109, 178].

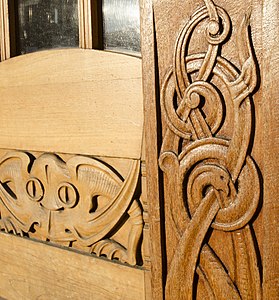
[159, 0, 261, 299]
[0, 151, 143, 266]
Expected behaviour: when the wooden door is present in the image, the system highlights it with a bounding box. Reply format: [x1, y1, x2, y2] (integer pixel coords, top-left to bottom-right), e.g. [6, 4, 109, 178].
[0, 7, 150, 298]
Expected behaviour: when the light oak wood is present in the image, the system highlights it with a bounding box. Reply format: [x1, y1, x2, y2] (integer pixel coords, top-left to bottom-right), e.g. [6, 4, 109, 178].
[0, 3, 147, 300]
[0, 49, 143, 159]
[0, 149, 144, 266]
[0, 232, 145, 300]
[79, 0, 93, 49]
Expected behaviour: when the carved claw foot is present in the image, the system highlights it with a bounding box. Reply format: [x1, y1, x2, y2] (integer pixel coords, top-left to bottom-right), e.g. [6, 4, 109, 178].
[91, 239, 133, 265]
[0, 217, 23, 236]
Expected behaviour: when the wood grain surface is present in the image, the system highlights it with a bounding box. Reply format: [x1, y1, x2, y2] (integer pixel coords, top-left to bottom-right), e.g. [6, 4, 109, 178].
[0, 232, 145, 300]
[0, 0, 278, 299]
[262, 0, 279, 298]
[0, 49, 143, 159]
[140, 0, 164, 298]
[142, 0, 279, 298]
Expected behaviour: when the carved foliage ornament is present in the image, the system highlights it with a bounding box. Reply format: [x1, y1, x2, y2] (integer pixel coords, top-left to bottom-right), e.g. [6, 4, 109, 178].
[159, 0, 261, 299]
[0, 151, 143, 266]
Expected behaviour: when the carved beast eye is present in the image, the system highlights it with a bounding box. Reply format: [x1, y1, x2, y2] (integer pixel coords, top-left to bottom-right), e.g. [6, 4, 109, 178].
[26, 178, 44, 202]
[57, 182, 78, 208]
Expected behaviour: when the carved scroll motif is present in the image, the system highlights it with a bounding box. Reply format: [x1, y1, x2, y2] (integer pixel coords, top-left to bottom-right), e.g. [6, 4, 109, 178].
[0, 151, 143, 266]
[159, 0, 261, 299]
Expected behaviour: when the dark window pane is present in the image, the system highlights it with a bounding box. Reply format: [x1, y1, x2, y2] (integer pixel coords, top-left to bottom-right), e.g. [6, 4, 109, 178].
[102, 0, 140, 54]
[17, 0, 79, 55]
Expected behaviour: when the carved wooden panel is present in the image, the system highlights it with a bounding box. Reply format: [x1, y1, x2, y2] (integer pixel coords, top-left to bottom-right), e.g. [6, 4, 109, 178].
[0, 150, 144, 267]
[143, 0, 267, 298]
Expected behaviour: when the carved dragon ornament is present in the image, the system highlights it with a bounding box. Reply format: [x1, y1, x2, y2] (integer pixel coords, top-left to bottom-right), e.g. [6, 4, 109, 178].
[159, 0, 261, 299]
[0, 152, 143, 266]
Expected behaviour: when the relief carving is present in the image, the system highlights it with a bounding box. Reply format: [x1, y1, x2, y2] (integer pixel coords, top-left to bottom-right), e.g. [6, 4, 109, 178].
[159, 0, 261, 298]
[0, 151, 143, 266]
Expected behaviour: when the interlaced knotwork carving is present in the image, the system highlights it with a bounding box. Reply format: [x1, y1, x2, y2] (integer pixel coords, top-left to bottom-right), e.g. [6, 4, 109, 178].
[159, 0, 261, 299]
[0, 151, 143, 266]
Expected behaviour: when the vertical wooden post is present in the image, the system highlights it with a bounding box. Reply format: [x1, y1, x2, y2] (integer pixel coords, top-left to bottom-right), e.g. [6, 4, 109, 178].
[79, 0, 93, 49]
[262, 0, 279, 298]
[0, 0, 10, 61]
[140, 0, 164, 299]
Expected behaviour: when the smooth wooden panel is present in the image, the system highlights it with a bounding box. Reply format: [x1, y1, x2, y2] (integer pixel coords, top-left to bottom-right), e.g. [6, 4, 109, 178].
[0, 232, 145, 300]
[0, 49, 143, 159]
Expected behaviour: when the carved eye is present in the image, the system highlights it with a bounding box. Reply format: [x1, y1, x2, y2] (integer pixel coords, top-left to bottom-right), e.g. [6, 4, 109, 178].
[26, 178, 44, 202]
[57, 183, 78, 208]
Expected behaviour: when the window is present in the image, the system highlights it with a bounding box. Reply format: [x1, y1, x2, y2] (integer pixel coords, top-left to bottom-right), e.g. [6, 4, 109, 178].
[102, 0, 140, 53]
[17, 0, 79, 54]
[0, 0, 140, 61]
